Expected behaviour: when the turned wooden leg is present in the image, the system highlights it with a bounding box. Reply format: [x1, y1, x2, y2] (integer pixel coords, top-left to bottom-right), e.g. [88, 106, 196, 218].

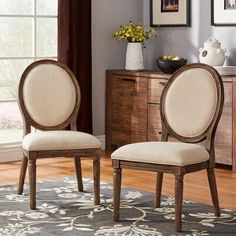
[175, 174, 184, 232]
[155, 172, 163, 208]
[113, 167, 122, 221]
[93, 154, 100, 205]
[74, 157, 83, 192]
[207, 168, 221, 217]
[18, 155, 28, 195]
[29, 159, 36, 210]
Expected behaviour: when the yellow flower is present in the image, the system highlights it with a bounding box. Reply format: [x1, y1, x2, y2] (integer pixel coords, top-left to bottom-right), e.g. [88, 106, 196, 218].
[113, 21, 156, 42]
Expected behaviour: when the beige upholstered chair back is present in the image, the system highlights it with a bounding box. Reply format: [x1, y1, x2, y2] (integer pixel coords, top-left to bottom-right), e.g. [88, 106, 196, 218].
[18, 60, 80, 131]
[160, 63, 224, 143]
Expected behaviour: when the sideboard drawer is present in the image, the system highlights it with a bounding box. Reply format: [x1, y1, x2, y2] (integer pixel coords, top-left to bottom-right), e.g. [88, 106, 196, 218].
[148, 104, 162, 141]
[148, 79, 167, 104]
[215, 106, 232, 147]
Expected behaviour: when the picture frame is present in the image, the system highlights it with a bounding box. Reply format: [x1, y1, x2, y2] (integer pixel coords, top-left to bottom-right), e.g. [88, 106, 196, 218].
[150, 0, 191, 27]
[211, 0, 236, 26]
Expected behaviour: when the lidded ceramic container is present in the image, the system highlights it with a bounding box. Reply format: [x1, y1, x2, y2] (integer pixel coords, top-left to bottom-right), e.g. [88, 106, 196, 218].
[199, 38, 226, 66]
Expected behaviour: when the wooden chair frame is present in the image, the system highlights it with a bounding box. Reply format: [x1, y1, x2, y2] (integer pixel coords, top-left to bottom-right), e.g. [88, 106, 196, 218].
[17, 60, 101, 209]
[113, 63, 224, 232]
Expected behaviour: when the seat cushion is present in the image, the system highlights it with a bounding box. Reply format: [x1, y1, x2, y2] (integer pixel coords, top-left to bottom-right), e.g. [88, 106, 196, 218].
[22, 131, 101, 151]
[111, 142, 209, 166]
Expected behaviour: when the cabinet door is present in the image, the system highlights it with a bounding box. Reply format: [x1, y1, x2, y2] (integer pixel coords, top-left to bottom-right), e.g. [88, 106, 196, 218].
[110, 76, 147, 150]
[148, 79, 167, 103]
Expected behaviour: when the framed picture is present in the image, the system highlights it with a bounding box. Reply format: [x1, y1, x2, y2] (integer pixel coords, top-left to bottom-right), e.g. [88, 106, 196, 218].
[211, 0, 236, 26]
[150, 0, 191, 27]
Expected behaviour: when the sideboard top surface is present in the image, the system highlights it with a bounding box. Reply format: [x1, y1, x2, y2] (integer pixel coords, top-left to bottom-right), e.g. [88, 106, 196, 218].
[106, 70, 235, 82]
[106, 70, 171, 79]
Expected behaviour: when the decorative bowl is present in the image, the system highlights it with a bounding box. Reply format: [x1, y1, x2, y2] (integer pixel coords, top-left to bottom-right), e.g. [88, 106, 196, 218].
[157, 57, 187, 74]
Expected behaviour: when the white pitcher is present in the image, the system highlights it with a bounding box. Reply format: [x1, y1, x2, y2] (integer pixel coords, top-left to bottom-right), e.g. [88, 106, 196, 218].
[125, 42, 144, 71]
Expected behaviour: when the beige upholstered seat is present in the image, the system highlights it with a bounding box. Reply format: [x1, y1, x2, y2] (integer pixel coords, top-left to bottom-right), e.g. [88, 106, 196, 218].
[112, 63, 224, 232]
[17, 60, 101, 210]
[23, 131, 101, 151]
[112, 142, 209, 166]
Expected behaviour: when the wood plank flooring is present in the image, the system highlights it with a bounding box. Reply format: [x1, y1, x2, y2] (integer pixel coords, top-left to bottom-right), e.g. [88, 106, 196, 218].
[0, 152, 236, 210]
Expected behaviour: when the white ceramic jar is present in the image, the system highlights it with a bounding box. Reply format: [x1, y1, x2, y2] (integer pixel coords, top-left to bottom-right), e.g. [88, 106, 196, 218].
[199, 38, 226, 66]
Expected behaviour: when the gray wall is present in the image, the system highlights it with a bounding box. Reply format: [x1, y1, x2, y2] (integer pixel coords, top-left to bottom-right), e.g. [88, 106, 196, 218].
[92, 0, 236, 136]
[92, 0, 143, 135]
[143, 0, 236, 70]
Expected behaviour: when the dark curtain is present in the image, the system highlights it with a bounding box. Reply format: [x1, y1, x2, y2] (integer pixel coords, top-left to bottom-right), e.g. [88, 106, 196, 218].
[58, 0, 92, 133]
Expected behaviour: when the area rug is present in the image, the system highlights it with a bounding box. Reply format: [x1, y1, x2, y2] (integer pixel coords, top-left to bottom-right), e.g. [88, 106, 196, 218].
[0, 177, 235, 236]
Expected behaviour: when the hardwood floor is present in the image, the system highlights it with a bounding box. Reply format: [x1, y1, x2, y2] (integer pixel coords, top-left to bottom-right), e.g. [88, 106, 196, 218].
[0, 152, 236, 211]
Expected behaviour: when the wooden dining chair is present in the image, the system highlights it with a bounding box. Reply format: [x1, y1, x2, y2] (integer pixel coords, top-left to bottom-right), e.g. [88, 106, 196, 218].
[17, 59, 101, 210]
[112, 63, 224, 232]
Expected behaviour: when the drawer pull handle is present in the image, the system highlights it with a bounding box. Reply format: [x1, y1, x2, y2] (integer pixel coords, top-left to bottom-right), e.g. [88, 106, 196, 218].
[122, 78, 137, 83]
[158, 131, 162, 135]
[122, 78, 138, 94]
[159, 81, 166, 86]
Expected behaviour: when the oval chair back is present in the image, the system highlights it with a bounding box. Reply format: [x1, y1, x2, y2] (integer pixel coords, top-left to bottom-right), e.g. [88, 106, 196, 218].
[160, 63, 224, 145]
[18, 59, 80, 133]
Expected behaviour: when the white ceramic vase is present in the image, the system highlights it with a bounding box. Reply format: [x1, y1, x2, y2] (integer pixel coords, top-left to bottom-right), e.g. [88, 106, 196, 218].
[125, 42, 144, 70]
[199, 38, 226, 66]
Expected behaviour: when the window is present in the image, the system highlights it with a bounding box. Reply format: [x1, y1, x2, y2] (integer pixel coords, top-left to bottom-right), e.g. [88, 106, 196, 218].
[0, 0, 58, 145]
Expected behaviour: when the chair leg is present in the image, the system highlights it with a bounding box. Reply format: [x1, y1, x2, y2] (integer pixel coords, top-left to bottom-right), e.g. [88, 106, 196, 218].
[74, 157, 83, 192]
[207, 168, 221, 217]
[175, 174, 184, 232]
[93, 155, 100, 205]
[29, 159, 36, 210]
[155, 172, 163, 208]
[113, 167, 122, 221]
[18, 155, 28, 195]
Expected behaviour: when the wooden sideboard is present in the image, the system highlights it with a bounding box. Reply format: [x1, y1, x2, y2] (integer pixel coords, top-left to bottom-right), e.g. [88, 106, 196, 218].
[105, 70, 236, 172]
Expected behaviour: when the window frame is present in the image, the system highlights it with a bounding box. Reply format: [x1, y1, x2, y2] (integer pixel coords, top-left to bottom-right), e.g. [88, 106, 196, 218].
[0, 0, 58, 154]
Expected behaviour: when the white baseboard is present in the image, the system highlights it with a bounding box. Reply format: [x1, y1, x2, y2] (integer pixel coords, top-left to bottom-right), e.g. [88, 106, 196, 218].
[0, 135, 106, 163]
[0, 144, 22, 163]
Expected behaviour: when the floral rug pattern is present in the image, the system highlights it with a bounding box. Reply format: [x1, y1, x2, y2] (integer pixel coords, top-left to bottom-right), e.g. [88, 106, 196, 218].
[0, 177, 235, 236]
